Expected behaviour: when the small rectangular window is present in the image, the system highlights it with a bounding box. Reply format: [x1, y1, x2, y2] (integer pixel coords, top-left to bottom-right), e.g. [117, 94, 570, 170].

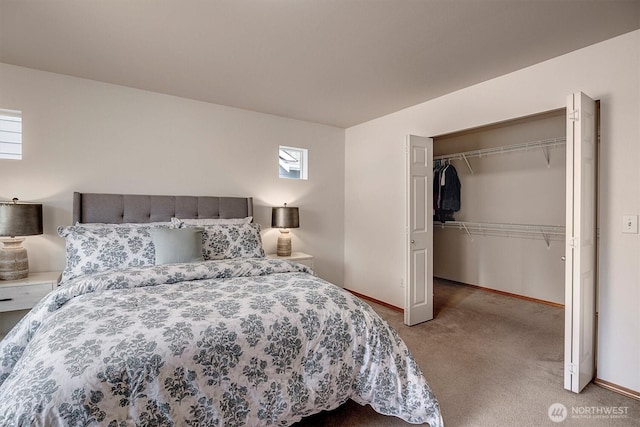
[279, 146, 308, 180]
[0, 109, 22, 160]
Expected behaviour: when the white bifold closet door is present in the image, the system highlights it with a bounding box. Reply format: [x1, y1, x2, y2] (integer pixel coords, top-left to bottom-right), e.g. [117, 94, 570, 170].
[564, 91, 597, 393]
[405, 135, 434, 326]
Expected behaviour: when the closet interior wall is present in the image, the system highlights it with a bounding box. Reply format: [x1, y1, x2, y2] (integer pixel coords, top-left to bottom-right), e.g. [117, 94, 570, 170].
[433, 110, 566, 304]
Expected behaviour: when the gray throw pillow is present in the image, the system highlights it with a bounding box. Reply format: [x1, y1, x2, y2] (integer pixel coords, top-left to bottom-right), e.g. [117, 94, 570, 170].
[149, 227, 204, 265]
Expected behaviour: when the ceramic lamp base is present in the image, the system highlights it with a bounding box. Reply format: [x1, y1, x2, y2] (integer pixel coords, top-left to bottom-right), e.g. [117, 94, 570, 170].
[276, 229, 292, 257]
[0, 238, 29, 280]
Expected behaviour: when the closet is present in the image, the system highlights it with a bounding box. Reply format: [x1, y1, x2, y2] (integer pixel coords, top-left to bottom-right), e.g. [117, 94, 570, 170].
[431, 109, 569, 305]
[406, 92, 598, 393]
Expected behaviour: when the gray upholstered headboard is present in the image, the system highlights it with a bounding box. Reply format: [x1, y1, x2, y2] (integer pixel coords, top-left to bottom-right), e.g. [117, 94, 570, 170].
[73, 192, 253, 224]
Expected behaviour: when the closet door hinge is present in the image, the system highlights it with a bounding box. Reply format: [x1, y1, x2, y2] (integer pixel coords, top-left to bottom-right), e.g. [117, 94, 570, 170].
[567, 363, 577, 375]
[568, 237, 577, 248]
[568, 109, 580, 121]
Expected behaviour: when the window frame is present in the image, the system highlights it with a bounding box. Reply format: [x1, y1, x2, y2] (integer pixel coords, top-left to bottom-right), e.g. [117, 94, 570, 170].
[278, 145, 308, 180]
[0, 109, 22, 160]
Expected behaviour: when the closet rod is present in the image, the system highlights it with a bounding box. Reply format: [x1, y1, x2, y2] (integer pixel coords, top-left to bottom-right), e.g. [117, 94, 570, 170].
[433, 136, 566, 162]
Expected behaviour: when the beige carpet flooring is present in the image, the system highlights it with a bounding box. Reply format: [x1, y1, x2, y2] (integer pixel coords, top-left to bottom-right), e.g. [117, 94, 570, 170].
[294, 279, 640, 426]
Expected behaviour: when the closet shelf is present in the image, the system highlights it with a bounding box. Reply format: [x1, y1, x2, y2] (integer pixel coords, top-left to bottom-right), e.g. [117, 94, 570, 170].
[434, 220, 565, 248]
[433, 136, 566, 172]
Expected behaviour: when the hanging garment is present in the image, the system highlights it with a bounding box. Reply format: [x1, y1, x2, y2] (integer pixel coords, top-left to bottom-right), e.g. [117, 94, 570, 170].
[433, 162, 461, 222]
[433, 161, 442, 213]
[440, 163, 461, 212]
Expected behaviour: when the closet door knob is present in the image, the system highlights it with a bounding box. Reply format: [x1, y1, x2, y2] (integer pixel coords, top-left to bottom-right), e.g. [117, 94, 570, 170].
[411, 240, 415, 244]
[561, 256, 566, 261]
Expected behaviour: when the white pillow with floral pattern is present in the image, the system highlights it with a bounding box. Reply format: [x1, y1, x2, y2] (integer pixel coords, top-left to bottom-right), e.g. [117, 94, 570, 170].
[170, 217, 252, 227]
[57, 224, 166, 282]
[197, 223, 265, 260]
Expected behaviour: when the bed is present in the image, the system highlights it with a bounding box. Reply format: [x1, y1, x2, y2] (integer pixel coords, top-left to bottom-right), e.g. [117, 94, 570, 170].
[0, 192, 443, 427]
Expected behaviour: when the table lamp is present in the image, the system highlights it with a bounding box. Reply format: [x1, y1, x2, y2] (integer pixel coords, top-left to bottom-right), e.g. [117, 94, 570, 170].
[271, 203, 299, 256]
[0, 198, 43, 280]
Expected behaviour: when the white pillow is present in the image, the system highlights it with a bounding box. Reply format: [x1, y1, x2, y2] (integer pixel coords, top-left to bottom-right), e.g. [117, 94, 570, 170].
[197, 223, 265, 260]
[58, 225, 160, 281]
[75, 221, 172, 228]
[171, 216, 252, 227]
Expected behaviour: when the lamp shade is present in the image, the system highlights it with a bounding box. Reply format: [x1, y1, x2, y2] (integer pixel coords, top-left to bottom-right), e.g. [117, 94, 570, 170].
[0, 202, 43, 237]
[271, 205, 299, 229]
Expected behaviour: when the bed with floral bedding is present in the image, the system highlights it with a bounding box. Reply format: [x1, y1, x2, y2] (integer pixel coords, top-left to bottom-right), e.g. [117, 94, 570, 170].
[0, 195, 443, 427]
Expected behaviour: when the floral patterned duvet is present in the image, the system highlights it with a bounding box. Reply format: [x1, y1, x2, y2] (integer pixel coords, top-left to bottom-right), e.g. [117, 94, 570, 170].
[0, 258, 443, 427]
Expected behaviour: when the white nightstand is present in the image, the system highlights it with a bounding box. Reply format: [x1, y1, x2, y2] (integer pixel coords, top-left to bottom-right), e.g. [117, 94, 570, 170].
[0, 271, 60, 338]
[267, 252, 314, 269]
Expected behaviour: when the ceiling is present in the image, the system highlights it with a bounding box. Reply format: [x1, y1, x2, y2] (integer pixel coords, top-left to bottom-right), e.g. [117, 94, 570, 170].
[1, 1, 639, 128]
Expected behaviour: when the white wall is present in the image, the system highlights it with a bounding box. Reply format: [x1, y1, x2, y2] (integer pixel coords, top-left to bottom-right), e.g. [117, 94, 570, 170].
[0, 63, 345, 286]
[345, 31, 640, 392]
